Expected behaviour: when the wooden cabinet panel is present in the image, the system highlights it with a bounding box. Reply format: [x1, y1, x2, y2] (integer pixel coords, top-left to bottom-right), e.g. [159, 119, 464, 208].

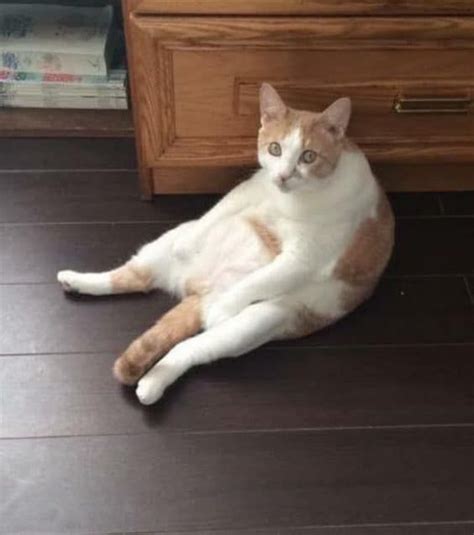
[123, 4, 474, 193]
[128, 16, 474, 168]
[127, 0, 474, 16]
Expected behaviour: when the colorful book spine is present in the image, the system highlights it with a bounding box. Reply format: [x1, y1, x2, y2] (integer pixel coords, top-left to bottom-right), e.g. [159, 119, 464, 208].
[0, 70, 109, 84]
[0, 71, 127, 98]
[0, 93, 128, 110]
[0, 50, 109, 77]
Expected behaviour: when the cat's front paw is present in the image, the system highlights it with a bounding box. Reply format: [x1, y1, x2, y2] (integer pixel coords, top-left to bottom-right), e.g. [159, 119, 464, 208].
[57, 270, 81, 293]
[136, 374, 166, 405]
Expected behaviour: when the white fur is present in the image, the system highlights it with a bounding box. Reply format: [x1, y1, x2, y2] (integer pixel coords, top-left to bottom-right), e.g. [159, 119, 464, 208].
[58, 138, 379, 405]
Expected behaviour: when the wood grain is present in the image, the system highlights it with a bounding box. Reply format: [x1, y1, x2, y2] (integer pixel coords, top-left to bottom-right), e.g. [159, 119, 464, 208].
[1, 217, 472, 284]
[153, 166, 248, 193]
[132, 527, 474, 535]
[2, 428, 474, 532]
[2, 344, 473, 438]
[0, 285, 175, 355]
[0, 171, 215, 223]
[152, 164, 474, 193]
[1, 172, 473, 532]
[0, 276, 471, 356]
[124, 14, 474, 193]
[439, 191, 474, 214]
[127, 0, 474, 16]
[0, 108, 134, 138]
[388, 217, 474, 276]
[0, 222, 172, 283]
[0, 138, 137, 170]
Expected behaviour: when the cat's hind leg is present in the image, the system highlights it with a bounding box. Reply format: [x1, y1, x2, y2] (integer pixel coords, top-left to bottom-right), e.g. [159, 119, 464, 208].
[136, 300, 288, 405]
[57, 221, 196, 296]
[113, 294, 203, 385]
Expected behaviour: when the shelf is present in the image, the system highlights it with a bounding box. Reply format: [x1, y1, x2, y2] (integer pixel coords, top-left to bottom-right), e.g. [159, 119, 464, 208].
[0, 108, 134, 138]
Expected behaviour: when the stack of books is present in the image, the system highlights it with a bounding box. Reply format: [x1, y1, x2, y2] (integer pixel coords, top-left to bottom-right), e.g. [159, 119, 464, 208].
[0, 3, 128, 110]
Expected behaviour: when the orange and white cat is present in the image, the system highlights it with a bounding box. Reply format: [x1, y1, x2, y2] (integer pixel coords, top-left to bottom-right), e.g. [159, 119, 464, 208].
[57, 83, 394, 405]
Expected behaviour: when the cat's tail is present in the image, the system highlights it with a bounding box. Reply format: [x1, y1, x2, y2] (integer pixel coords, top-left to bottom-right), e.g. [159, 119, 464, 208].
[113, 295, 202, 385]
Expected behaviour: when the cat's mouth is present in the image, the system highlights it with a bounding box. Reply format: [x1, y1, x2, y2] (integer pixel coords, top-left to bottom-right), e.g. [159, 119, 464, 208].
[275, 178, 292, 193]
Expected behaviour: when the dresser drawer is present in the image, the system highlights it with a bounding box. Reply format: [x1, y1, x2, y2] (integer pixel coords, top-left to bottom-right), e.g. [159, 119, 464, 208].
[124, 12, 474, 193]
[128, 16, 474, 167]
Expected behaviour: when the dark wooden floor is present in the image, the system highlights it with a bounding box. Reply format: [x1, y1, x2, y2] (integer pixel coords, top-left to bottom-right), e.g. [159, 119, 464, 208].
[1, 166, 473, 533]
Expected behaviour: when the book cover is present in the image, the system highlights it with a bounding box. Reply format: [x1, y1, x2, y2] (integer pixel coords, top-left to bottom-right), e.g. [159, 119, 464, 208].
[0, 4, 114, 76]
[0, 93, 128, 110]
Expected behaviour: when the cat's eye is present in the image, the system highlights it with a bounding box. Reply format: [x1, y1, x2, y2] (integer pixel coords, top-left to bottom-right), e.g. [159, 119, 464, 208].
[301, 150, 317, 164]
[268, 142, 282, 157]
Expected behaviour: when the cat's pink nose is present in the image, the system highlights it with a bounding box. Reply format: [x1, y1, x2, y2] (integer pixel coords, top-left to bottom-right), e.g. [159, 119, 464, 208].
[278, 174, 290, 183]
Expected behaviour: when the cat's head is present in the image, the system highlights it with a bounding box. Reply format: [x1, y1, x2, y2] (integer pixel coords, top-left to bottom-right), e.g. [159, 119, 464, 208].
[258, 83, 352, 193]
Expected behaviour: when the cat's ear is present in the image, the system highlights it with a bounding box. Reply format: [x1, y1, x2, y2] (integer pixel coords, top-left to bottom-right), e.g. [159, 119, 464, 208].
[320, 97, 352, 139]
[260, 83, 287, 125]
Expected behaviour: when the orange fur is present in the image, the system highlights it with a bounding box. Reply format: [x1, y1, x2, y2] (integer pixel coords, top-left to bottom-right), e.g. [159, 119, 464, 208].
[113, 295, 202, 385]
[246, 216, 282, 258]
[336, 188, 395, 311]
[287, 307, 333, 339]
[110, 262, 153, 293]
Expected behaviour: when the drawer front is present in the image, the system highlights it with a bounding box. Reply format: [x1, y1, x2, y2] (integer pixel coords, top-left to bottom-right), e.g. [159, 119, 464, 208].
[127, 16, 474, 169]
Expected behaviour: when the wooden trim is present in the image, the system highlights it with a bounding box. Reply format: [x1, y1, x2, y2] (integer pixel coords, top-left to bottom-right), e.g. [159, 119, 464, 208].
[153, 166, 249, 193]
[127, 0, 474, 17]
[0, 108, 133, 138]
[133, 16, 474, 46]
[123, 0, 154, 196]
[151, 163, 474, 194]
[155, 138, 474, 166]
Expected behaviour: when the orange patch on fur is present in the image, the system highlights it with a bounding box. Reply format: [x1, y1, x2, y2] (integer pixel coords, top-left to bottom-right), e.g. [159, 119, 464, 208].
[185, 277, 210, 297]
[110, 262, 153, 293]
[113, 295, 202, 385]
[246, 216, 282, 258]
[287, 306, 333, 339]
[335, 188, 395, 311]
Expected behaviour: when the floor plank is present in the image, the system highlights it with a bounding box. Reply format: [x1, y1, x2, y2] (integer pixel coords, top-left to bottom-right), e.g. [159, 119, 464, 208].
[0, 171, 216, 224]
[0, 108, 134, 138]
[467, 276, 474, 304]
[1, 215, 473, 285]
[1, 344, 473, 438]
[2, 168, 474, 533]
[0, 172, 449, 225]
[294, 276, 473, 347]
[0, 222, 172, 283]
[388, 217, 474, 276]
[0, 277, 472, 356]
[439, 191, 474, 215]
[142, 526, 474, 535]
[387, 192, 441, 217]
[2, 428, 473, 533]
[0, 138, 137, 170]
[0, 285, 175, 355]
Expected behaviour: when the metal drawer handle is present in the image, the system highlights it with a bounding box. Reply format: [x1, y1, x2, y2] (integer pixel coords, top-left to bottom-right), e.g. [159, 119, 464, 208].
[394, 95, 471, 114]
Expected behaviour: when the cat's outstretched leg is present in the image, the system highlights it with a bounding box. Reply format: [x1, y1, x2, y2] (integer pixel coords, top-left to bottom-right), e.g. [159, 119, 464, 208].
[57, 221, 195, 296]
[113, 295, 202, 385]
[136, 300, 287, 405]
[57, 261, 154, 296]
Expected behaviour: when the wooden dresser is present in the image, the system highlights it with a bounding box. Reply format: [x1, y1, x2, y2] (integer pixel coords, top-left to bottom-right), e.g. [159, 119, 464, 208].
[123, 0, 474, 197]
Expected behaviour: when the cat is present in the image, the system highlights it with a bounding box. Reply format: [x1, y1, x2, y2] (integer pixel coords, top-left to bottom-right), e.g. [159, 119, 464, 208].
[57, 83, 394, 406]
